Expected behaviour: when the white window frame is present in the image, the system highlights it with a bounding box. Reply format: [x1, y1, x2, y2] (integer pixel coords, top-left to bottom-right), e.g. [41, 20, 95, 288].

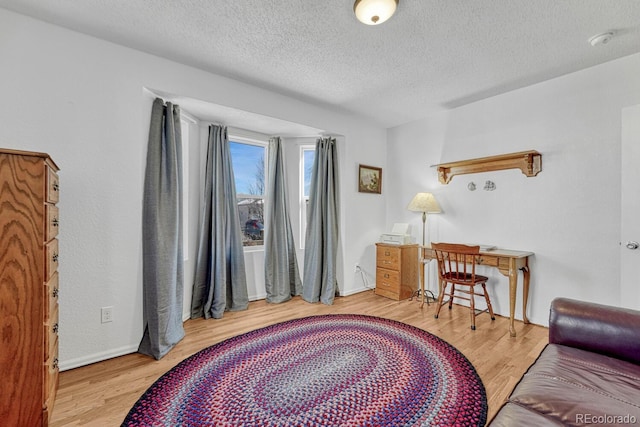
[180, 115, 195, 261]
[299, 144, 315, 250]
[228, 133, 269, 251]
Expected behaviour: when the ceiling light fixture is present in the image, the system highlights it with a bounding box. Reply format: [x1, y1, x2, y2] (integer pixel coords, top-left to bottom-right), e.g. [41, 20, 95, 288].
[354, 0, 399, 25]
[588, 32, 614, 47]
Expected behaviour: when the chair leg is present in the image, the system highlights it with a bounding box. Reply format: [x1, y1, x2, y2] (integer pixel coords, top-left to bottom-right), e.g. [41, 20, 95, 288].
[469, 285, 476, 330]
[434, 281, 447, 319]
[482, 283, 496, 321]
[448, 284, 455, 310]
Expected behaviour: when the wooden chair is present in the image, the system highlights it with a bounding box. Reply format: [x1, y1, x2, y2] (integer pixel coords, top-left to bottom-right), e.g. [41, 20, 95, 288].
[432, 242, 495, 330]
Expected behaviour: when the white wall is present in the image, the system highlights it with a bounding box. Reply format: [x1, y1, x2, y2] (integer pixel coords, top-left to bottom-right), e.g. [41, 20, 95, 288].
[0, 8, 387, 369]
[387, 53, 640, 326]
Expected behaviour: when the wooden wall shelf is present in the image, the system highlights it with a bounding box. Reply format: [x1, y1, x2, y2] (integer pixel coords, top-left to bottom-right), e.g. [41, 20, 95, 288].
[434, 150, 542, 184]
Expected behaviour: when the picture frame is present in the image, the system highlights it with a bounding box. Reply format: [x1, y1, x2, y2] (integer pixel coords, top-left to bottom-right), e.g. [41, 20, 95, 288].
[358, 164, 382, 194]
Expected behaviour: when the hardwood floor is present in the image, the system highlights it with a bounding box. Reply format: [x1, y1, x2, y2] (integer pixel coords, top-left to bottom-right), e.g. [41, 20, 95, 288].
[51, 291, 548, 426]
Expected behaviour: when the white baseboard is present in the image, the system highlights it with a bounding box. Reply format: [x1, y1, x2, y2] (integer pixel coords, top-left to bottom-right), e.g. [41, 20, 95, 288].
[338, 286, 372, 297]
[59, 343, 139, 372]
[249, 293, 267, 301]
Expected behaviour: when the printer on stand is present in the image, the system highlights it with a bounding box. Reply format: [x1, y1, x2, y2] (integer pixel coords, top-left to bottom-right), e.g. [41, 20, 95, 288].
[379, 223, 412, 245]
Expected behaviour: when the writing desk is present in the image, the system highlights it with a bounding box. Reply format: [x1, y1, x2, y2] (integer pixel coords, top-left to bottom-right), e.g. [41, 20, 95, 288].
[420, 246, 533, 337]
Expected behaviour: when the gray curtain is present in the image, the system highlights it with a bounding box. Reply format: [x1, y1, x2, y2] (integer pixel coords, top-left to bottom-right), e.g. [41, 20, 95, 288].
[302, 137, 340, 304]
[191, 125, 248, 319]
[264, 137, 302, 303]
[138, 97, 185, 360]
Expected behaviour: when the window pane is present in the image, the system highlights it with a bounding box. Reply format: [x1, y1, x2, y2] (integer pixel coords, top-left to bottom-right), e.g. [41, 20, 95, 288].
[229, 141, 265, 196]
[229, 140, 266, 247]
[303, 148, 314, 198]
[238, 197, 264, 246]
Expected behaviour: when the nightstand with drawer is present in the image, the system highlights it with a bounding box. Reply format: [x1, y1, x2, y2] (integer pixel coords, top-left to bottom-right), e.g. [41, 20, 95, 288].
[375, 243, 418, 300]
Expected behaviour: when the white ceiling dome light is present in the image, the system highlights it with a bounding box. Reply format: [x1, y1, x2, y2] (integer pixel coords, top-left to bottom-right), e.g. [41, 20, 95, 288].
[354, 0, 399, 25]
[588, 32, 614, 47]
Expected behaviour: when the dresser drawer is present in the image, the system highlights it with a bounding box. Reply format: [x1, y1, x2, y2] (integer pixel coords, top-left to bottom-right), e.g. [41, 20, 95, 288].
[46, 204, 59, 241]
[45, 272, 59, 323]
[377, 245, 400, 270]
[44, 307, 59, 362]
[45, 239, 59, 280]
[44, 341, 59, 387]
[47, 167, 60, 204]
[43, 346, 59, 418]
[44, 371, 58, 425]
[376, 267, 400, 291]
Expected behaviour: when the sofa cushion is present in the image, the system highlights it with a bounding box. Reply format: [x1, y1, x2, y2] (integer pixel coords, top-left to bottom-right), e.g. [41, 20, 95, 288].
[490, 343, 640, 426]
[488, 402, 566, 426]
[550, 298, 640, 364]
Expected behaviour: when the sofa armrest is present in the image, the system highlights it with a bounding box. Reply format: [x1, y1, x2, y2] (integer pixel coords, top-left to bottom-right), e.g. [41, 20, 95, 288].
[549, 297, 640, 365]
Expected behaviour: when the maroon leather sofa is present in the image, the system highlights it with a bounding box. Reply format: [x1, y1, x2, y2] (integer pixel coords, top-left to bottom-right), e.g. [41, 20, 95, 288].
[489, 297, 640, 426]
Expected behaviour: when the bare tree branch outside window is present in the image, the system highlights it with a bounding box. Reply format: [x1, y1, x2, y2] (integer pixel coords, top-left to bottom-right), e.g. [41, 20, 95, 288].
[246, 154, 264, 224]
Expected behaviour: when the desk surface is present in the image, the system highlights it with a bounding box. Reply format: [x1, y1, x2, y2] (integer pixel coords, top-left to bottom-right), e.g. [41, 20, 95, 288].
[422, 245, 533, 259]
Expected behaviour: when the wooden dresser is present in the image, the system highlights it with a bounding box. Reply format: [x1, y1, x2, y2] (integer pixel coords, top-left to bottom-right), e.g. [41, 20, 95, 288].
[375, 243, 418, 300]
[0, 149, 60, 426]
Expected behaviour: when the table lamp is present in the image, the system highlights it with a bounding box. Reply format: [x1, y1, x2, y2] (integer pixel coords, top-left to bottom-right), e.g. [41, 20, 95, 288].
[407, 192, 441, 246]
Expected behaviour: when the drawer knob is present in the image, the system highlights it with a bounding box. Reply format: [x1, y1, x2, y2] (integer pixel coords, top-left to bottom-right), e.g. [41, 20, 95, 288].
[53, 182, 60, 192]
[53, 357, 59, 370]
[384, 273, 389, 278]
[52, 217, 59, 227]
[53, 287, 59, 298]
[53, 323, 59, 334]
[52, 253, 59, 263]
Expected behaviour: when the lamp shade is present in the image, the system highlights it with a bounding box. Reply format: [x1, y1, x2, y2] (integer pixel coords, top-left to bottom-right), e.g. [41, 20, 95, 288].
[354, 0, 398, 25]
[407, 192, 441, 213]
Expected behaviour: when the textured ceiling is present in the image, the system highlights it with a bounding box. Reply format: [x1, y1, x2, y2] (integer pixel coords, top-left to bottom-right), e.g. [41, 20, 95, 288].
[1, 0, 639, 128]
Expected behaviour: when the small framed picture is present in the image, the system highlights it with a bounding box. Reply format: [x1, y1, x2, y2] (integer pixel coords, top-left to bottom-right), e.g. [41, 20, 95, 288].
[358, 164, 382, 194]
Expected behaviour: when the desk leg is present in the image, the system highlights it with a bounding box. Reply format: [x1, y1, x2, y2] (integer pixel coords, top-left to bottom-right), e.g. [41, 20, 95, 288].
[521, 266, 530, 324]
[508, 259, 518, 337]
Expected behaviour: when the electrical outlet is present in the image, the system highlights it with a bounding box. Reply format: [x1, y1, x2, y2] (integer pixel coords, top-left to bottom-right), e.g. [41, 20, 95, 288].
[101, 306, 113, 323]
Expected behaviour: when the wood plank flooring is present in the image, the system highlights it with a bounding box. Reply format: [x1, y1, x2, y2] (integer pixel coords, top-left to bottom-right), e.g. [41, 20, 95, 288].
[51, 291, 548, 426]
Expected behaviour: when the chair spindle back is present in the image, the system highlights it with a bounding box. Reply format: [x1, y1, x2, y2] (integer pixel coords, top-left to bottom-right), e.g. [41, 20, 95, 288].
[432, 243, 480, 282]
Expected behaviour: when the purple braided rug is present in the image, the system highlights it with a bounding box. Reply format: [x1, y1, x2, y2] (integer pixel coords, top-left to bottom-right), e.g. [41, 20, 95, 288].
[123, 314, 487, 426]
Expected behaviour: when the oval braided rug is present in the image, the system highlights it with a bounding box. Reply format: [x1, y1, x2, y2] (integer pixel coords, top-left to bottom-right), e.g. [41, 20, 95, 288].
[123, 314, 487, 426]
